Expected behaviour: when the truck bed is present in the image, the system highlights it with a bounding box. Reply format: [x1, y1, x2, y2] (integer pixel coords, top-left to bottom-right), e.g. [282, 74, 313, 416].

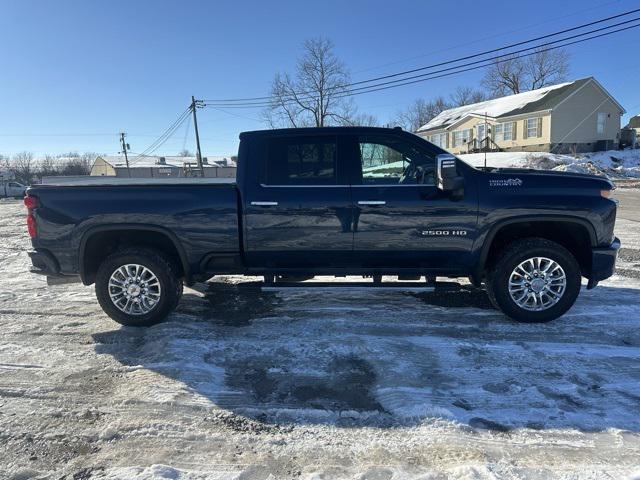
[27, 182, 241, 281]
[38, 177, 235, 187]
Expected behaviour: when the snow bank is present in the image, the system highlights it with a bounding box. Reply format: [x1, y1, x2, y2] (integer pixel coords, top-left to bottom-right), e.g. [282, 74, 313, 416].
[459, 149, 640, 178]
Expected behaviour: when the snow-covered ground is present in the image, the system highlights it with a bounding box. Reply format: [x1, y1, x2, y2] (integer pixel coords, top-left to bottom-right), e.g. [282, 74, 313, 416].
[460, 149, 640, 178]
[1, 198, 640, 479]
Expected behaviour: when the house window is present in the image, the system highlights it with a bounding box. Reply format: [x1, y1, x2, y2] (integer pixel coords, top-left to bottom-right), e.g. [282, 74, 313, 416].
[452, 129, 471, 147]
[429, 133, 447, 148]
[597, 112, 606, 134]
[494, 122, 514, 142]
[526, 117, 540, 138]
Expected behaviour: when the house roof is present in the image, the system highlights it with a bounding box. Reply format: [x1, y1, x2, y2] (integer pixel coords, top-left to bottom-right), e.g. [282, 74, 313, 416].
[96, 155, 236, 169]
[627, 115, 640, 128]
[417, 77, 622, 133]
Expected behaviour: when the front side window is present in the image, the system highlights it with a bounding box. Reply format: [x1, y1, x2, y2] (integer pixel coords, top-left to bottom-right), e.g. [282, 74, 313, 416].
[264, 136, 337, 185]
[597, 112, 606, 134]
[359, 136, 436, 186]
[526, 117, 540, 138]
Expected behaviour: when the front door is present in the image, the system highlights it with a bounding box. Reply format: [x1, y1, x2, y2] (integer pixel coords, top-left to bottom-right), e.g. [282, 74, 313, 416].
[243, 134, 354, 268]
[349, 133, 477, 270]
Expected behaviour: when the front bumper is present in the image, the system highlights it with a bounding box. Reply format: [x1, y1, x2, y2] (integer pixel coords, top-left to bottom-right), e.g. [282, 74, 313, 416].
[587, 237, 621, 288]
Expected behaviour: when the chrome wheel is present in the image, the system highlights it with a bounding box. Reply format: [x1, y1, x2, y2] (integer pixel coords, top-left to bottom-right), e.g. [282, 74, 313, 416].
[108, 264, 161, 316]
[508, 257, 566, 311]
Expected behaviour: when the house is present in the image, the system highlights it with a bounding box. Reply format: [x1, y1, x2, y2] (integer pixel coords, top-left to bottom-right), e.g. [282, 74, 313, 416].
[90, 155, 236, 178]
[416, 77, 625, 154]
[625, 114, 640, 137]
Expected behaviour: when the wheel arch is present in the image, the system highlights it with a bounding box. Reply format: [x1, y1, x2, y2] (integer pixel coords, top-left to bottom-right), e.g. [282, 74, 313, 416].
[475, 216, 597, 281]
[79, 224, 190, 285]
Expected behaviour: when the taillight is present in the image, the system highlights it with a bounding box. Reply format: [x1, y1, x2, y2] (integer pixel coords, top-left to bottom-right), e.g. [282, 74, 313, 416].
[601, 189, 612, 198]
[24, 196, 38, 210]
[27, 215, 37, 238]
[23, 195, 38, 238]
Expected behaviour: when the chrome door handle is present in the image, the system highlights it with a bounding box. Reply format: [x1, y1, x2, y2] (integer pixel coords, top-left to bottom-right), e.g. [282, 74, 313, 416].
[251, 201, 278, 206]
[358, 200, 386, 205]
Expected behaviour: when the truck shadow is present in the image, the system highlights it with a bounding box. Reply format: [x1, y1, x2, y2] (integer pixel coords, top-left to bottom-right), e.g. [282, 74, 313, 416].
[93, 282, 640, 433]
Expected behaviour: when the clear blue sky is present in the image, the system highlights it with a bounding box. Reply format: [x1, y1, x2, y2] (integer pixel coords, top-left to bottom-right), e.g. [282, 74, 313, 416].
[1, 0, 638, 157]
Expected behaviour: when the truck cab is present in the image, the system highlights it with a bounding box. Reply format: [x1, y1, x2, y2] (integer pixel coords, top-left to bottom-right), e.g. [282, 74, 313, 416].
[238, 127, 477, 274]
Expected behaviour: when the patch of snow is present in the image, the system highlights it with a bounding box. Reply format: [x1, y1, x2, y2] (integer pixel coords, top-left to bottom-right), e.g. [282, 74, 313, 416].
[93, 465, 240, 480]
[459, 149, 640, 178]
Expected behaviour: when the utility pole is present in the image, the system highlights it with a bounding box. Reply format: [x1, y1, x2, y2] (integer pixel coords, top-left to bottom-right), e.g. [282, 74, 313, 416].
[191, 96, 204, 177]
[120, 132, 131, 177]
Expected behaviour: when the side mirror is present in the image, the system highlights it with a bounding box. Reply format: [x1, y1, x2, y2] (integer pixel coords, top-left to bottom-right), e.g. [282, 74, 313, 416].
[437, 154, 464, 192]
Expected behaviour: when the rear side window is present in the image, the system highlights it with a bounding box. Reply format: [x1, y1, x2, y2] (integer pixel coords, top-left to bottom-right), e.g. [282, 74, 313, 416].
[263, 136, 337, 185]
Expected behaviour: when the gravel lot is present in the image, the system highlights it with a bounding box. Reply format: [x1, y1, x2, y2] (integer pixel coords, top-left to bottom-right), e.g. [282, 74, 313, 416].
[1, 196, 639, 480]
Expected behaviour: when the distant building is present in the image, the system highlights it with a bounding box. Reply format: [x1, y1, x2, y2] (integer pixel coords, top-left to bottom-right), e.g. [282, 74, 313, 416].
[90, 155, 236, 178]
[417, 77, 625, 154]
[626, 114, 640, 137]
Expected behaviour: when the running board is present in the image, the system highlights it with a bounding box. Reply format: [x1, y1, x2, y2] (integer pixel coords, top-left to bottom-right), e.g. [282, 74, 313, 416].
[260, 281, 456, 293]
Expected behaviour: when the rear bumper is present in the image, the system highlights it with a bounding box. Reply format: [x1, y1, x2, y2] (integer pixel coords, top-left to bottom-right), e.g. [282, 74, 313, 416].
[28, 249, 81, 284]
[28, 249, 60, 276]
[587, 237, 620, 288]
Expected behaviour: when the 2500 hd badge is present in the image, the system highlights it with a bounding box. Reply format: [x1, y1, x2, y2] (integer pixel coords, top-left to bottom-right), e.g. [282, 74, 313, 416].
[421, 230, 468, 236]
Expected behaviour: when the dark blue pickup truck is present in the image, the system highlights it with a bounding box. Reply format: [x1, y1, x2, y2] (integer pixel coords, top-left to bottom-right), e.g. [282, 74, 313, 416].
[25, 127, 620, 326]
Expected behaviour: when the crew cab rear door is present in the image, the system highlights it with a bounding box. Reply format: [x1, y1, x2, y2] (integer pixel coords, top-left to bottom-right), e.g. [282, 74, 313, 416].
[242, 133, 353, 268]
[348, 133, 477, 270]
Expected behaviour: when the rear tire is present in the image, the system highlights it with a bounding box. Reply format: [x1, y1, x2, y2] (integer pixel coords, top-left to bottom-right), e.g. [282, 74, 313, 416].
[95, 247, 182, 327]
[486, 238, 581, 323]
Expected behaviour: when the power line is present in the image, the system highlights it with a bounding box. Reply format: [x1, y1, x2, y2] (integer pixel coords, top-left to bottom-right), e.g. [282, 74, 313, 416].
[201, 7, 640, 106]
[128, 107, 192, 164]
[200, 18, 640, 109]
[207, 106, 262, 122]
[181, 114, 192, 153]
[351, 0, 620, 75]
[308, 21, 640, 102]
[203, 16, 640, 107]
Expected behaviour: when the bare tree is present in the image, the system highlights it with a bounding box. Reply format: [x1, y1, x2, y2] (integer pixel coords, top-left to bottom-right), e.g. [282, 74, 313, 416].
[340, 112, 379, 127]
[264, 38, 363, 128]
[392, 97, 450, 132]
[482, 49, 569, 96]
[37, 155, 59, 178]
[59, 152, 95, 176]
[10, 152, 35, 185]
[526, 49, 570, 90]
[450, 86, 488, 107]
[177, 149, 193, 157]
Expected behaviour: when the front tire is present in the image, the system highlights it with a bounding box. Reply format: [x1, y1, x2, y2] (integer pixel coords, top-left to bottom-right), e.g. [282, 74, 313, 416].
[95, 247, 182, 327]
[486, 238, 581, 323]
